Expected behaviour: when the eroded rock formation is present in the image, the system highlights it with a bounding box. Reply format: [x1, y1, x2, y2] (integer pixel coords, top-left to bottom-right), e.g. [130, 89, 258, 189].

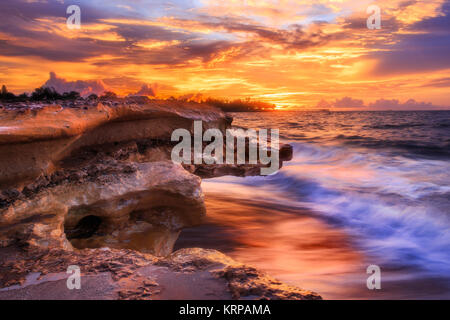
[0, 98, 229, 190]
[0, 161, 205, 255]
[0, 99, 320, 300]
[0, 99, 291, 255]
[0, 100, 223, 254]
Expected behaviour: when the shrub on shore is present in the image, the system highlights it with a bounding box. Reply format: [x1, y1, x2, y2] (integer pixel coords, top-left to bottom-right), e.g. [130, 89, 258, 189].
[1, 84, 275, 112]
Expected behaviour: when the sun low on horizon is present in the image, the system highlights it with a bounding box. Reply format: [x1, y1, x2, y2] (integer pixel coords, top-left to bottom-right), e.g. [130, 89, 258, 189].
[1, 0, 450, 110]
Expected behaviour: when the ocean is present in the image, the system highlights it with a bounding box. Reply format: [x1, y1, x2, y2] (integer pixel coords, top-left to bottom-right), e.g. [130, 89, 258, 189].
[176, 111, 450, 299]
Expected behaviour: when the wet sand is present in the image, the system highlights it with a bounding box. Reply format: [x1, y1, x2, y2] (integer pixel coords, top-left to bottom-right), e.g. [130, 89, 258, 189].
[176, 189, 450, 299]
[175, 191, 367, 299]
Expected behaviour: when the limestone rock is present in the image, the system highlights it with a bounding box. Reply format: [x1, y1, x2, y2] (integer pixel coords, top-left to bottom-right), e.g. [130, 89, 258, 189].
[161, 248, 322, 300]
[0, 100, 311, 300]
[0, 246, 322, 300]
[0, 161, 205, 256]
[0, 100, 228, 189]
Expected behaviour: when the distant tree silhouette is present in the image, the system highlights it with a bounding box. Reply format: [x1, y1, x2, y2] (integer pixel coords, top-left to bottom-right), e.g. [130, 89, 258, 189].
[62, 91, 81, 100]
[1, 84, 276, 112]
[0, 85, 17, 101]
[28, 87, 83, 101]
[17, 93, 29, 101]
[204, 98, 276, 112]
[31, 87, 63, 101]
[100, 91, 117, 100]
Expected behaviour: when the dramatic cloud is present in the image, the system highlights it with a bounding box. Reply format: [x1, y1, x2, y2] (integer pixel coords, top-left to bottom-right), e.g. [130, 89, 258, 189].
[333, 97, 365, 109]
[44, 72, 108, 96]
[369, 1, 450, 75]
[0, 0, 449, 108]
[162, 17, 333, 50]
[133, 83, 160, 97]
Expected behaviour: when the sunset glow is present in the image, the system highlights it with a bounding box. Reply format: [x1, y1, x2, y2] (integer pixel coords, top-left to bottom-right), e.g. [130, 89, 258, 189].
[1, 0, 449, 109]
[1, 1, 450, 303]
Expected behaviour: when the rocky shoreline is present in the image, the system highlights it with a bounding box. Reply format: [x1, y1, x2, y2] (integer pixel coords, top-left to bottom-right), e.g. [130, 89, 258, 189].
[0, 98, 320, 300]
[0, 246, 321, 300]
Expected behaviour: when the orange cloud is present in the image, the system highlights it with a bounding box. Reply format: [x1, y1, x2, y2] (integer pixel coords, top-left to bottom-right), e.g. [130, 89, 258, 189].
[0, 0, 449, 109]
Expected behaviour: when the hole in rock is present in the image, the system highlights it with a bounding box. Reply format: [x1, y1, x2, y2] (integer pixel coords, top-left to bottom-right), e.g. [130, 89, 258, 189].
[66, 215, 102, 239]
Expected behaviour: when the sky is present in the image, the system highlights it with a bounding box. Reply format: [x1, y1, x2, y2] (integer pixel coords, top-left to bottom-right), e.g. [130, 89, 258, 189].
[0, 0, 449, 110]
